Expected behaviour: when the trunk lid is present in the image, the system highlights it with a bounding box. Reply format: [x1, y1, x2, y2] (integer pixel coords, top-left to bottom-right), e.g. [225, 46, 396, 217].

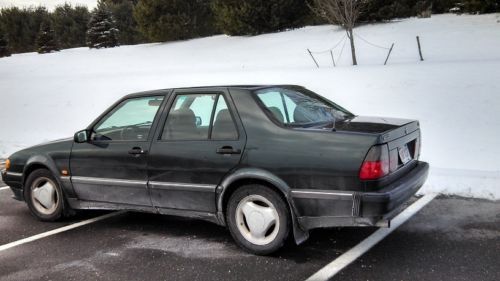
[338, 116, 421, 176]
[336, 116, 419, 143]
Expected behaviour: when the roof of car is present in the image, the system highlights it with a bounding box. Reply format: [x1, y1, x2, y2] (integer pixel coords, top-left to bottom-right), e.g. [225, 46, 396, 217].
[124, 85, 304, 98]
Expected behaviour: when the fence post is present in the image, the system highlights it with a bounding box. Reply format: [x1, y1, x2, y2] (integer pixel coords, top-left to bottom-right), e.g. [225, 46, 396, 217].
[384, 43, 395, 65]
[307, 49, 319, 68]
[330, 50, 336, 67]
[416, 36, 424, 61]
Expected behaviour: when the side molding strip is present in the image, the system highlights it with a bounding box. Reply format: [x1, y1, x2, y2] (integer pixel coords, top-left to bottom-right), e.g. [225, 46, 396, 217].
[149, 181, 217, 192]
[70, 176, 216, 193]
[291, 189, 353, 200]
[60, 176, 71, 182]
[4, 172, 23, 177]
[71, 176, 147, 188]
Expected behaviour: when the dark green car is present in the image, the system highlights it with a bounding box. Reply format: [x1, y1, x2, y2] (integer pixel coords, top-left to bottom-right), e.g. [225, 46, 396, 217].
[1, 85, 429, 254]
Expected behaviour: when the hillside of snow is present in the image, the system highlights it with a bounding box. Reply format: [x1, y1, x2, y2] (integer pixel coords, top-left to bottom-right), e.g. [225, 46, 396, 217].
[1, 14, 499, 199]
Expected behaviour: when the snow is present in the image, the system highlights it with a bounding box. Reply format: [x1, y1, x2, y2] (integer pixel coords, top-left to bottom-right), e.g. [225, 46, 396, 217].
[1, 14, 499, 200]
[0, 1, 98, 11]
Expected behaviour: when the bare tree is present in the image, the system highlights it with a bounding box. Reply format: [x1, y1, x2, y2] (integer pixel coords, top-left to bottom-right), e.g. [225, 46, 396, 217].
[310, 0, 368, 66]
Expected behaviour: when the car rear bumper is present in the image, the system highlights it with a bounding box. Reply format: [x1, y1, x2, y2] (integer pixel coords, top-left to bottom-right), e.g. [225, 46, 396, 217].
[292, 161, 429, 230]
[1, 169, 24, 201]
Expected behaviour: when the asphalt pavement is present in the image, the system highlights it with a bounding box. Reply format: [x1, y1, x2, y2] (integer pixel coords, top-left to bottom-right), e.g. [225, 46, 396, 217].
[0, 186, 498, 281]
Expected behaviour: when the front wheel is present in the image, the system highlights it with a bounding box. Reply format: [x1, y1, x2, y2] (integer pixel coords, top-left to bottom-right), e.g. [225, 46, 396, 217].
[226, 185, 290, 255]
[24, 169, 66, 221]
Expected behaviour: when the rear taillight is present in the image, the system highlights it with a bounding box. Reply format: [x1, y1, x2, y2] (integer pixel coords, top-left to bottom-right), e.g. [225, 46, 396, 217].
[359, 145, 389, 180]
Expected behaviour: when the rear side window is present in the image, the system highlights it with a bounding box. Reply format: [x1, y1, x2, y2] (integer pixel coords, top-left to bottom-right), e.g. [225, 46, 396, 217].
[212, 95, 238, 140]
[256, 90, 296, 123]
[255, 87, 353, 127]
[161, 93, 238, 141]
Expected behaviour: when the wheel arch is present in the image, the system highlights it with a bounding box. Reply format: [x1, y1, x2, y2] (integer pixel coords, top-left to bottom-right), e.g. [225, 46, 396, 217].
[23, 155, 60, 186]
[216, 167, 309, 245]
[22, 155, 74, 217]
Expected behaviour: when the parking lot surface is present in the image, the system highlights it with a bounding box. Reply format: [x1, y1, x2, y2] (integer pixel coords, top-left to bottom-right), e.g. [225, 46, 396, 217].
[0, 185, 105, 246]
[332, 197, 500, 281]
[0, 184, 498, 281]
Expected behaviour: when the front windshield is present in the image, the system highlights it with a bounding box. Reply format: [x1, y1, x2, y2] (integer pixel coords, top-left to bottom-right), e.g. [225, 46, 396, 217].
[254, 87, 354, 128]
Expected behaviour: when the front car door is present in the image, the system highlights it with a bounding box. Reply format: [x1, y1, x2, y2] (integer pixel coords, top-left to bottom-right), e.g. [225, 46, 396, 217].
[70, 94, 167, 207]
[148, 89, 246, 214]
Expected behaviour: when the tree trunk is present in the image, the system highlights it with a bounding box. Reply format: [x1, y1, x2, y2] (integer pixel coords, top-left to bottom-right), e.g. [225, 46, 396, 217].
[347, 28, 357, 66]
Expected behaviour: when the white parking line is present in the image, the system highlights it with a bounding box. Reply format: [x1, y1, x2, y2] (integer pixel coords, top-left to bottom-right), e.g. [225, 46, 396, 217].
[306, 193, 438, 281]
[0, 211, 126, 252]
[0, 186, 9, 191]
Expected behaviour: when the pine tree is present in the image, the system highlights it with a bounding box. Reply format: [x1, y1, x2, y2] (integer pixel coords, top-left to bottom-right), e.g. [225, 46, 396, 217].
[36, 21, 60, 53]
[0, 6, 50, 53]
[52, 4, 91, 49]
[133, 0, 216, 42]
[105, 0, 143, 45]
[462, 0, 500, 14]
[0, 29, 11, 57]
[211, 0, 311, 36]
[86, 0, 119, 48]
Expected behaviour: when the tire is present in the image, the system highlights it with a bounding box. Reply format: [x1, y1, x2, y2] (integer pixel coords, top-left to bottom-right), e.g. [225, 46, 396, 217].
[24, 169, 66, 221]
[226, 184, 290, 255]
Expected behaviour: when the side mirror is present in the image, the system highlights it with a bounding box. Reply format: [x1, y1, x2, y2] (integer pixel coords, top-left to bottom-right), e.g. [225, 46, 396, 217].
[195, 116, 202, 127]
[74, 130, 90, 143]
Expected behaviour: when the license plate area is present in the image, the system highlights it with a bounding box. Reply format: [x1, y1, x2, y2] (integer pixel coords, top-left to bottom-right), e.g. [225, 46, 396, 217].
[398, 145, 412, 165]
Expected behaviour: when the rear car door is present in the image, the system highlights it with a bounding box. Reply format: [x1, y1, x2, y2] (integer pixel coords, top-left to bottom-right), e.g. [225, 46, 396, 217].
[70, 94, 167, 206]
[148, 89, 246, 213]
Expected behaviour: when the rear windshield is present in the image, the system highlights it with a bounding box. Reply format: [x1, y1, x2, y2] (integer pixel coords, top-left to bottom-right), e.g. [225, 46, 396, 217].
[254, 87, 354, 128]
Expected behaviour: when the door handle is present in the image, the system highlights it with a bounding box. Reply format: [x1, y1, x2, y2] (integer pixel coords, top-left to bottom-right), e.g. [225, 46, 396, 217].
[128, 147, 148, 155]
[216, 146, 241, 155]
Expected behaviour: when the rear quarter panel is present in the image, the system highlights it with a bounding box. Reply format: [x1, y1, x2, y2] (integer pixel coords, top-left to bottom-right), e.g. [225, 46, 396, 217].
[229, 89, 378, 192]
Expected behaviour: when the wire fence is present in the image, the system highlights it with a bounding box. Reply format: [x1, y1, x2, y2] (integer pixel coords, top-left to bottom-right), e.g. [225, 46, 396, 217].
[306, 31, 395, 68]
[354, 33, 392, 50]
[307, 34, 348, 68]
[308, 34, 347, 54]
[336, 36, 348, 64]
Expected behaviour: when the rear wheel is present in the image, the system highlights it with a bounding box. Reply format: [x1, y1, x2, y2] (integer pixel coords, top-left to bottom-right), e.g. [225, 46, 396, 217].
[226, 185, 290, 255]
[24, 169, 66, 221]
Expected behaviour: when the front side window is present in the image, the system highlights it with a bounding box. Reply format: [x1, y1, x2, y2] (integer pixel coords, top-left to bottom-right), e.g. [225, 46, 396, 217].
[93, 96, 164, 141]
[255, 87, 353, 128]
[162, 93, 238, 141]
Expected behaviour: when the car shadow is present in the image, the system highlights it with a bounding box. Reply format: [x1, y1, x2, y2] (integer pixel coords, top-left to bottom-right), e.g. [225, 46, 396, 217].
[99, 211, 377, 263]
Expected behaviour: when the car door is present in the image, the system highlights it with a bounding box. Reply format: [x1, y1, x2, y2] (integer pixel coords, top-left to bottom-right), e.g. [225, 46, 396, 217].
[148, 89, 246, 213]
[70, 94, 167, 206]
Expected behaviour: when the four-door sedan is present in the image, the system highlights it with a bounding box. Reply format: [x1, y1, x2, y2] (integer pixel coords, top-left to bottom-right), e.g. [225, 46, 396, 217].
[1, 85, 429, 254]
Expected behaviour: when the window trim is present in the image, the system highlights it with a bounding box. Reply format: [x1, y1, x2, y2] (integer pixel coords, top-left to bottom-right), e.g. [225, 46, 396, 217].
[157, 92, 240, 142]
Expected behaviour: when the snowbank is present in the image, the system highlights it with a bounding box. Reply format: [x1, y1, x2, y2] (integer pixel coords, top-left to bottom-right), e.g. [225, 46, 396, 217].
[1, 14, 499, 199]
